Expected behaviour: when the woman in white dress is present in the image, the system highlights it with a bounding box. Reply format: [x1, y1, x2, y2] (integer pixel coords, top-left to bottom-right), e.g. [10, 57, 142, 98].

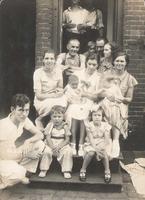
[33, 52, 67, 130]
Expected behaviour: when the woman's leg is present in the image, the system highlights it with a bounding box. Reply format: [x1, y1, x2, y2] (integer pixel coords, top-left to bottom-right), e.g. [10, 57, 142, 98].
[71, 119, 79, 155]
[35, 116, 44, 131]
[79, 120, 86, 144]
[78, 120, 86, 156]
[111, 127, 120, 158]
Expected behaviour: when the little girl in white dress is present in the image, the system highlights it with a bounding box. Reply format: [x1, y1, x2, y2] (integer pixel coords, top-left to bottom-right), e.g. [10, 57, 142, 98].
[64, 75, 91, 156]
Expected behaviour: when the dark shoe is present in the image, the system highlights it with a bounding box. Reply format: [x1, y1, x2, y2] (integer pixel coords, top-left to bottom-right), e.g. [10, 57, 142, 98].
[79, 171, 86, 182]
[104, 172, 111, 184]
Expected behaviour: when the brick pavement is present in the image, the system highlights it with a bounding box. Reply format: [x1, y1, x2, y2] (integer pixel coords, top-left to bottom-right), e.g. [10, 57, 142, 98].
[0, 172, 145, 200]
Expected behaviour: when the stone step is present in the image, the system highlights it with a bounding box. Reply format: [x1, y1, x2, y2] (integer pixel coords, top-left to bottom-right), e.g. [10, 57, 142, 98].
[30, 155, 123, 192]
[30, 170, 123, 192]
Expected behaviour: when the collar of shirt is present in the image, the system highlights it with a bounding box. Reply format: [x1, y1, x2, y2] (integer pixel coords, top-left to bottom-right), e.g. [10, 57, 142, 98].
[67, 6, 83, 11]
[66, 53, 79, 60]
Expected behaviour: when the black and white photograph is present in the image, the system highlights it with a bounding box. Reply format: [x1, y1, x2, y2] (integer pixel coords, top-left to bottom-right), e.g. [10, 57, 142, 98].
[0, 0, 145, 199]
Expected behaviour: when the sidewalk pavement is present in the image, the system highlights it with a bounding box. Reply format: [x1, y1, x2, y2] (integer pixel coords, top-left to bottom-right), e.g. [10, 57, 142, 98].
[0, 170, 145, 200]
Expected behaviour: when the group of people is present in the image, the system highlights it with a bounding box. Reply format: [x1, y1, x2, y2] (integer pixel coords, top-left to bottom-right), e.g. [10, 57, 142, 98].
[32, 36, 137, 183]
[0, 1, 138, 188]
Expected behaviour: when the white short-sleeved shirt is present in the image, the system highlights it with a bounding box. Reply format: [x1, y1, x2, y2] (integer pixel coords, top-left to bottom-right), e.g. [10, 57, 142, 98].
[0, 115, 34, 149]
[33, 67, 63, 94]
[63, 6, 89, 33]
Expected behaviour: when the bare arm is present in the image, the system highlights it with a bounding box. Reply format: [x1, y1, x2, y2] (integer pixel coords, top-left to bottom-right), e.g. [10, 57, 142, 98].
[122, 87, 134, 104]
[24, 125, 44, 144]
[45, 134, 54, 149]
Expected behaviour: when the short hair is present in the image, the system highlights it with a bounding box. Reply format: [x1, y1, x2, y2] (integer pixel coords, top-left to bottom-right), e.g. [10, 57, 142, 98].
[91, 105, 105, 119]
[11, 94, 30, 108]
[115, 51, 129, 65]
[43, 51, 56, 59]
[50, 105, 66, 116]
[96, 37, 108, 45]
[67, 39, 80, 47]
[86, 56, 98, 65]
[114, 51, 130, 66]
[68, 74, 79, 84]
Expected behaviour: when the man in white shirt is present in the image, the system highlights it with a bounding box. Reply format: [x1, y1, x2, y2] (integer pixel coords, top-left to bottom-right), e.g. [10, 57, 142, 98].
[63, 0, 89, 52]
[0, 94, 44, 176]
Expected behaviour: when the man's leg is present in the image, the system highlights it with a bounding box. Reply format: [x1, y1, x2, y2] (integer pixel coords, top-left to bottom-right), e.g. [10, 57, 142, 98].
[19, 140, 45, 173]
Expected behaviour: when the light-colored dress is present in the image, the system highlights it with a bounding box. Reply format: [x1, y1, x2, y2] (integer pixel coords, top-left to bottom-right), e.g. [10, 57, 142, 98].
[100, 69, 138, 138]
[65, 84, 90, 122]
[84, 121, 111, 160]
[33, 67, 67, 117]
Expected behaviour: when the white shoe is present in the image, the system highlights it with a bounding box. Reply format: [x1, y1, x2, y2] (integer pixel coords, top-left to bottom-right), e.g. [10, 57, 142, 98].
[21, 177, 30, 184]
[78, 145, 84, 157]
[39, 170, 47, 178]
[71, 143, 77, 156]
[111, 140, 120, 158]
[63, 172, 71, 179]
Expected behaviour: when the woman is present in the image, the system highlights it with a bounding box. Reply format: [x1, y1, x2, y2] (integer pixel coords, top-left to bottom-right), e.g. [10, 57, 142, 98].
[99, 52, 138, 158]
[33, 52, 67, 130]
[98, 43, 114, 73]
[66, 57, 100, 156]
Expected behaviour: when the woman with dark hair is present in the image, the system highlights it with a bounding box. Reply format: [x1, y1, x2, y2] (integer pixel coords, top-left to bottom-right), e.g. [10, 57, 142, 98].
[98, 52, 138, 158]
[98, 43, 114, 73]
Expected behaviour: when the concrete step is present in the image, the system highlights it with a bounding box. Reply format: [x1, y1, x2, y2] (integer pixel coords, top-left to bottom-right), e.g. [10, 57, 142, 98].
[30, 170, 123, 192]
[30, 156, 123, 192]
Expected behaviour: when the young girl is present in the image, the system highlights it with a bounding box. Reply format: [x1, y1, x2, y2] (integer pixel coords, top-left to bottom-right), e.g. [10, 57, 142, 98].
[64, 75, 90, 157]
[39, 105, 73, 179]
[79, 106, 111, 183]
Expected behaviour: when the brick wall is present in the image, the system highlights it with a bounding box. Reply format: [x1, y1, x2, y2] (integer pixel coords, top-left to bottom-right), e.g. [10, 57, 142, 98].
[35, 0, 53, 68]
[123, 0, 145, 139]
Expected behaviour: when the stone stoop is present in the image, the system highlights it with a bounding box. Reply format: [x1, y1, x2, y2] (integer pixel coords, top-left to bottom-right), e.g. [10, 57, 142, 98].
[30, 155, 123, 192]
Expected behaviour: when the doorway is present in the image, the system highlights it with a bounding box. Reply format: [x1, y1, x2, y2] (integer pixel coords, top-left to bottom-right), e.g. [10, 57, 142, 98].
[53, 0, 123, 54]
[0, 0, 36, 115]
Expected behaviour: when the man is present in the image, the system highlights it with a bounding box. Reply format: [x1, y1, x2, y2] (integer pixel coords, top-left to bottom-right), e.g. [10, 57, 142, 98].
[96, 37, 108, 65]
[63, 0, 88, 52]
[0, 94, 44, 188]
[84, 0, 104, 43]
[56, 39, 86, 86]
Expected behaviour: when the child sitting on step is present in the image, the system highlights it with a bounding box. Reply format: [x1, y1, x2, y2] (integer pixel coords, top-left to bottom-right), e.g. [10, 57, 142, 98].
[79, 105, 111, 183]
[39, 105, 73, 179]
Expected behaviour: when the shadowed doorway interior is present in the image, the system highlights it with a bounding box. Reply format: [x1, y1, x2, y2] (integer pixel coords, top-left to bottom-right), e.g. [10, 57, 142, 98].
[0, 0, 36, 116]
